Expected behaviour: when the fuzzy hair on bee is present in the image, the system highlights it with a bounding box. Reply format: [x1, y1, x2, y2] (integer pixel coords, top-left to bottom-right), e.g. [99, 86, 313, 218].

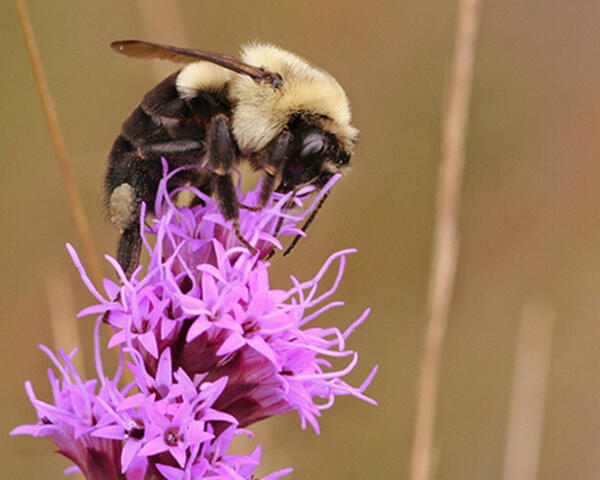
[176, 62, 233, 98]
[229, 43, 358, 154]
[105, 40, 358, 275]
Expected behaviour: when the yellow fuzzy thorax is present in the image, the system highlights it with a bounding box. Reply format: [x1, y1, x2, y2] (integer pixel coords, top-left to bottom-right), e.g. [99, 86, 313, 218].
[176, 62, 232, 99]
[229, 43, 358, 153]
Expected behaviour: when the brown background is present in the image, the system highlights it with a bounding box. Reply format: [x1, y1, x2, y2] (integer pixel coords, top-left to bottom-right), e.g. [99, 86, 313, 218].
[1, 1, 599, 479]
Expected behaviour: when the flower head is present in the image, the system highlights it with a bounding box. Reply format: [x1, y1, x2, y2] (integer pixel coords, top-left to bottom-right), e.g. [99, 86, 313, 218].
[13, 163, 376, 478]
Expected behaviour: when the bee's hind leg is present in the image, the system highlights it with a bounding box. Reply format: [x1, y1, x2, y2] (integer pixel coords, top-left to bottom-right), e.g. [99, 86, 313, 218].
[107, 180, 143, 277]
[116, 220, 142, 277]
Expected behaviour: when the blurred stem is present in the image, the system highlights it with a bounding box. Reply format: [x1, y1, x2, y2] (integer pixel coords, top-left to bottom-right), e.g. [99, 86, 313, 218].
[15, 0, 103, 286]
[502, 300, 555, 480]
[409, 1, 483, 479]
[136, 0, 189, 80]
[45, 264, 86, 376]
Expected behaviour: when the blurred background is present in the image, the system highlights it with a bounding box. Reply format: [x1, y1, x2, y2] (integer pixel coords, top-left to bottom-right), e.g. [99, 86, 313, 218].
[1, 1, 599, 478]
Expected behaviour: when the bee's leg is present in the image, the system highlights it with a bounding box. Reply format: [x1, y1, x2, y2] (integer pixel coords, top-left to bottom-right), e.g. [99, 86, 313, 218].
[106, 158, 152, 276]
[259, 131, 293, 257]
[189, 173, 214, 207]
[207, 114, 256, 254]
[106, 177, 143, 276]
[116, 220, 142, 277]
[259, 130, 292, 208]
[239, 130, 292, 212]
[137, 139, 207, 207]
[108, 136, 210, 275]
[214, 174, 256, 254]
[137, 139, 205, 167]
[106, 137, 163, 276]
[239, 130, 293, 260]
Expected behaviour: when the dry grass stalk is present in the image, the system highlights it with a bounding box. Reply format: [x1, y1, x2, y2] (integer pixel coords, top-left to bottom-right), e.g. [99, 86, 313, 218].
[410, 1, 483, 479]
[502, 301, 555, 480]
[45, 265, 86, 377]
[15, 0, 103, 286]
[136, 0, 189, 79]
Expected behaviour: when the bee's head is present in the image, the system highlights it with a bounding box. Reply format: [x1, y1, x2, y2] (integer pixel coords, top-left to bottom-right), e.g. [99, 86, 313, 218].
[275, 116, 352, 193]
[229, 43, 358, 159]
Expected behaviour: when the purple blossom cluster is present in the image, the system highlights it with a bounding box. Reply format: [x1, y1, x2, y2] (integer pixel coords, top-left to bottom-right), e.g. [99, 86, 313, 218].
[12, 163, 377, 479]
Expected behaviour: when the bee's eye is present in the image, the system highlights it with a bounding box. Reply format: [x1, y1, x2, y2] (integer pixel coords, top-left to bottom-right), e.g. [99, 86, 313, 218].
[300, 132, 327, 157]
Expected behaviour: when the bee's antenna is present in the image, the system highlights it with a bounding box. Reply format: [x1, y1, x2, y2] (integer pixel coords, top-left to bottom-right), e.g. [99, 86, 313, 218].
[233, 219, 257, 255]
[283, 191, 330, 256]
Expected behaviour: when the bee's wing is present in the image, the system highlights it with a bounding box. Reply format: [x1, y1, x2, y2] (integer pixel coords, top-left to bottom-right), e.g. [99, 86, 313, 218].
[111, 40, 282, 87]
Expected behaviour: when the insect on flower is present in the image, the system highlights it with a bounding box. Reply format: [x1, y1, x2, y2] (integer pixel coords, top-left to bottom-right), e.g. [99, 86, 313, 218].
[106, 40, 359, 275]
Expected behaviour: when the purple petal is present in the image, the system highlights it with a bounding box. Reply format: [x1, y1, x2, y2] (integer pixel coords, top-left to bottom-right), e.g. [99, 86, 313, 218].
[103, 278, 121, 300]
[262, 468, 294, 480]
[124, 455, 148, 479]
[172, 402, 193, 427]
[121, 439, 143, 472]
[177, 294, 209, 315]
[138, 437, 167, 457]
[144, 405, 170, 430]
[169, 445, 187, 468]
[64, 466, 81, 475]
[247, 336, 279, 367]
[77, 304, 109, 317]
[138, 332, 158, 359]
[66, 243, 105, 302]
[196, 264, 226, 283]
[92, 425, 125, 440]
[186, 317, 212, 342]
[161, 318, 178, 339]
[155, 348, 173, 389]
[117, 393, 147, 411]
[202, 409, 236, 425]
[155, 464, 184, 480]
[186, 423, 214, 444]
[107, 330, 126, 349]
[201, 272, 218, 301]
[10, 424, 46, 436]
[216, 333, 246, 356]
[213, 313, 243, 334]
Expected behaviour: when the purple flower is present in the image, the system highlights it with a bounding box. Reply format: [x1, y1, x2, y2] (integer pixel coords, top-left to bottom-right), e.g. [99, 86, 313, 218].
[13, 162, 377, 479]
[11, 324, 124, 479]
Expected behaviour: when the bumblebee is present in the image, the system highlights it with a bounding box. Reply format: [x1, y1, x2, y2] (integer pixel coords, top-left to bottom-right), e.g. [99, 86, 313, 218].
[106, 40, 358, 274]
